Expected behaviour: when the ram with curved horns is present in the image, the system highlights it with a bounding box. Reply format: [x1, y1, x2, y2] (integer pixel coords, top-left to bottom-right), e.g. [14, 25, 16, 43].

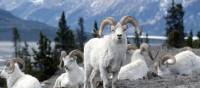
[0, 57, 41, 88]
[154, 50, 200, 77]
[54, 49, 85, 88]
[83, 16, 141, 88]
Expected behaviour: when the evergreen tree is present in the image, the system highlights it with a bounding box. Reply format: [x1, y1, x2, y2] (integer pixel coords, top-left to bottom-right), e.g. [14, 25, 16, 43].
[145, 33, 149, 44]
[32, 32, 56, 81]
[197, 31, 200, 40]
[12, 27, 21, 57]
[193, 31, 200, 48]
[54, 11, 76, 68]
[76, 17, 87, 50]
[197, 32, 200, 48]
[186, 30, 193, 47]
[165, 0, 185, 48]
[54, 11, 76, 53]
[92, 21, 99, 38]
[19, 41, 32, 74]
[134, 30, 141, 48]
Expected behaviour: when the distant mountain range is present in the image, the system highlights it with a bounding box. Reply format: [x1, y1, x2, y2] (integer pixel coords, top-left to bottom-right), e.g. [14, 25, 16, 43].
[0, 0, 200, 37]
[0, 9, 56, 41]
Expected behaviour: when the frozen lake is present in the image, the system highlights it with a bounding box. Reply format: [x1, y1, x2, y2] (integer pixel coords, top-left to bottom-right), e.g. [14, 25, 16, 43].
[0, 41, 55, 60]
[0, 41, 35, 59]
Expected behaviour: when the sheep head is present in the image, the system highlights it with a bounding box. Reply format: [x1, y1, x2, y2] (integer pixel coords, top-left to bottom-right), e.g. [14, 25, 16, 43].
[139, 43, 158, 61]
[154, 54, 176, 74]
[98, 16, 141, 43]
[0, 57, 25, 78]
[58, 49, 83, 71]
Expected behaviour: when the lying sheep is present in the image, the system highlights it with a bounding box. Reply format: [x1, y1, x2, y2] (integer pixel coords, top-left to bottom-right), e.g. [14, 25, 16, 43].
[118, 43, 154, 80]
[0, 57, 41, 88]
[154, 50, 200, 77]
[54, 49, 84, 88]
[84, 16, 141, 88]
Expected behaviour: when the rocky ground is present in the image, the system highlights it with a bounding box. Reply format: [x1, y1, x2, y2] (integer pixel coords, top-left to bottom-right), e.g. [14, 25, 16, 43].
[116, 75, 200, 88]
[42, 47, 200, 88]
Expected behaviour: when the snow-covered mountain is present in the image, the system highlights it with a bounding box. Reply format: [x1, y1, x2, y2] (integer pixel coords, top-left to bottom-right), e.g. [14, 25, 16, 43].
[0, 0, 200, 35]
[0, 9, 56, 41]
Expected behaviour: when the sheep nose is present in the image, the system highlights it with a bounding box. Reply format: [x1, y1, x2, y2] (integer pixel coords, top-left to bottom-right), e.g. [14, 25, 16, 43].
[117, 34, 122, 37]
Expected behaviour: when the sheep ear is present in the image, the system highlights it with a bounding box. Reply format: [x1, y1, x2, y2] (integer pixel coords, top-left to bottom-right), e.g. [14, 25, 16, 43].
[111, 26, 115, 32]
[122, 25, 127, 31]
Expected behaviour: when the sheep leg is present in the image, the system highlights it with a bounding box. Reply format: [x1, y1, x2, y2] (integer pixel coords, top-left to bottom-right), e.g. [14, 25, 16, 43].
[111, 72, 118, 88]
[100, 67, 110, 88]
[84, 65, 92, 88]
[90, 69, 99, 88]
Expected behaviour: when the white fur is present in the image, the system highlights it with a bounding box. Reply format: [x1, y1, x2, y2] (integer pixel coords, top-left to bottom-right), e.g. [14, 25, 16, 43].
[84, 26, 128, 88]
[118, 49, 149, 80]
[54, 55, 84, 88]
[157, 50, 200, 77]
[0, 63, 41, 88]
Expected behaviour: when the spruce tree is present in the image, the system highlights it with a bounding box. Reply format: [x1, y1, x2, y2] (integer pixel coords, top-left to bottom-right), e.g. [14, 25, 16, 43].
[197, 32, 200, 41]
[145, 33, 149, 44]
[193, 31, 200, 48]
[19, 41, 32, 74]
[12, 27, 21, 57]
[32, 32, 56, 81]
[165, 0, 185, 48]
[134, 30, 141, 48]
[76, 17, 87, 50]
[54, 11, 76, 53]
[186, 30, 193, 47]
[92, 21, 99, 38]
[54, 11, 76, 68]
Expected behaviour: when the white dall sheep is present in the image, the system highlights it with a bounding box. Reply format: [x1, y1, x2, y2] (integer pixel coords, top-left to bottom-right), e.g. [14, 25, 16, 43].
[154, 50, 200, 77]
[54, 49, 84, 88]
[0, 58, 41, 88]
[118, 43, 154, 80]
[84, 16, 141, 88]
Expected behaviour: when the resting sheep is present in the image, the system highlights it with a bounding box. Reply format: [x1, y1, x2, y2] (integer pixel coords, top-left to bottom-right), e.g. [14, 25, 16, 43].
[118, 43, 154, 80]
[84, 16, 141, 88]
[154, 50, 200, 77]
[0, 57, 41, 88]
[54, 49, 84, 88]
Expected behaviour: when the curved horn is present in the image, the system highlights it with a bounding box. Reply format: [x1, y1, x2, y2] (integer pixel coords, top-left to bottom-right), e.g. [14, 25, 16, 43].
[12, 57, 25, 71]
[98, 17, 116, 37]
[5, 60, 15, 74]
[68, 49, 83, 60]
[160, 54, 176, 65]
[120, 16, 140, 33]
[58, 51, 67, 69]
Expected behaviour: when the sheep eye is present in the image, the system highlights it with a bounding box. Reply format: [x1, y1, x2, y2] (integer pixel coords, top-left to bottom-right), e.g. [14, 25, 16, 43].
[111, 29, 115, 32]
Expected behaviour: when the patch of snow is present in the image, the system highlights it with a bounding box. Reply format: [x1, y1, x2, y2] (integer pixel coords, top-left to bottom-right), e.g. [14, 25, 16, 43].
[32, 0, 44, 5]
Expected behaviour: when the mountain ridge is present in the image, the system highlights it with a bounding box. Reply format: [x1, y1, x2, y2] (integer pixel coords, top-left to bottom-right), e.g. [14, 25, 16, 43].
[0, 0, 200, 35]
[0, 9, 56, 41]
